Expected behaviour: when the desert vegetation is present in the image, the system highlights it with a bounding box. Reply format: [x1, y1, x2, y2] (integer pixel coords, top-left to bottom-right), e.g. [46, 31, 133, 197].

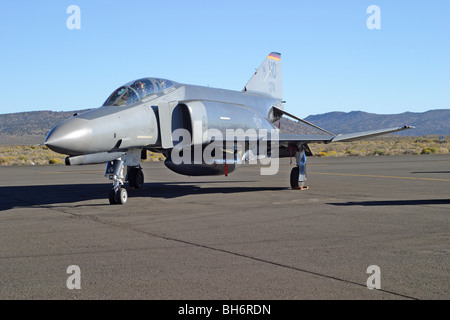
[0, 146, 165, 166]
[310, 135, 449, 157]
[0, 135, 448, 166]
[0, 145, 64, 166]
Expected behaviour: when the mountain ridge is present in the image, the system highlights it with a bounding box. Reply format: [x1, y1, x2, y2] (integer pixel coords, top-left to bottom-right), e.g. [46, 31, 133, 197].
[303, 109, 449, 136]
[0, 109, 448, 145]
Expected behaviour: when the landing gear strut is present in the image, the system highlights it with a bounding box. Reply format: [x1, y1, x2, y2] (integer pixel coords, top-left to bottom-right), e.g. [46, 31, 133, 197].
[106, 159, 128, 205]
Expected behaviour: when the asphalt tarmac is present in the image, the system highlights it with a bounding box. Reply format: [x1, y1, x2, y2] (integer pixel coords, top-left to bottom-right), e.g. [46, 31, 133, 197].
[0, 155, 448, 300]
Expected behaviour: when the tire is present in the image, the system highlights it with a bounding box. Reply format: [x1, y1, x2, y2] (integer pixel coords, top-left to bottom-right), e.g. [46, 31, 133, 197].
[115, 187, 128, 205]
[129, 168, 144, 189]
[290, 167, 300, 189]
[109, 188, 117, 205]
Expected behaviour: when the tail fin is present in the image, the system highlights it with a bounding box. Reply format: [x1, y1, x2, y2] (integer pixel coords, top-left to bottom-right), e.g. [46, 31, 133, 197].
[243, 52, 282, 100]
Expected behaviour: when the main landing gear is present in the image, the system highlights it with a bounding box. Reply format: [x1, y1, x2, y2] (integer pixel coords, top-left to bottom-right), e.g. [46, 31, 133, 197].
[105, 159, 144, 205]
[128, 166, 144, 189]
[290, 144, 309, 190]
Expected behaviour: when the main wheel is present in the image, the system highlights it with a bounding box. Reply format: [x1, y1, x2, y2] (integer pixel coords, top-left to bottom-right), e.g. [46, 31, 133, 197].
[290, 166, 300, 189]
[129, 167, 144, 189]
[115, 187, 128, 205]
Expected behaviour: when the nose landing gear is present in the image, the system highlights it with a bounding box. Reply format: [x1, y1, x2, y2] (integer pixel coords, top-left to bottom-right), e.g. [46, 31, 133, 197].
[290, 144, 309, 190]
[105, 159, 145, 205]
[106, 159, 128, 205]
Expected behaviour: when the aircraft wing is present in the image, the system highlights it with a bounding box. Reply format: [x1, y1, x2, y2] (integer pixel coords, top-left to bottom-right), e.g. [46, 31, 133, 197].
[330, 126, 414, 142]
[277, 125, 413, 144]
[216, 125, 412, 162]
[270, 106, 413, 144]
[277, 133, 334, 144]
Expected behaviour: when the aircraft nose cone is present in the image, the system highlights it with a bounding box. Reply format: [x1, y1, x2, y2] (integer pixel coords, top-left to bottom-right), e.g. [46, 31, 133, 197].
[45, 118, 93, 155]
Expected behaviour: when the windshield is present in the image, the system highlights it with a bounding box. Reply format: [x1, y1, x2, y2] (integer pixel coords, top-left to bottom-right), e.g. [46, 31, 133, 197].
[103, 78, 175, 107]
[130, 78, 155, 98]
[103, 87, 139, 107]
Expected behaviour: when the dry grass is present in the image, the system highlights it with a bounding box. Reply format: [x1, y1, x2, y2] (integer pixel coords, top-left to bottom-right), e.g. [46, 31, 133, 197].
[0, 146, 166, 166]
[310, 135, 449, 157]
[0, 145, 66, 166]
[0, 135, 448, 166]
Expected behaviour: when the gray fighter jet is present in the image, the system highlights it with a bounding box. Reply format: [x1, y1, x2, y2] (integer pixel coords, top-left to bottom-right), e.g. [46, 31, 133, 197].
[45, 52, 412, 204]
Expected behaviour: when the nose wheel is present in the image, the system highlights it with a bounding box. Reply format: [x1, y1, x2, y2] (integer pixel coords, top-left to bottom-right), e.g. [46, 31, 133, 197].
[109, 187, 128, 205]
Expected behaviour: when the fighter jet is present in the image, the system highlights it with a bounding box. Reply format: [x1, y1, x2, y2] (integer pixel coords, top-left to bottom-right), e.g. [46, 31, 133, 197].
[45, 52, 412, 204]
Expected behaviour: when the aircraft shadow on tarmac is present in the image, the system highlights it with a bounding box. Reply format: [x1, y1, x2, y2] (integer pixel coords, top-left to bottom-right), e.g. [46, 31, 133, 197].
[0, 182, 287, 211]
[411, 171, 450, 174]
[327, 199, 450, 206]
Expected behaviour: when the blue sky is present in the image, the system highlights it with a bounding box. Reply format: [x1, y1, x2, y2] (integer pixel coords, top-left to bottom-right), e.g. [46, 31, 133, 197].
[0, 0, 448, 118]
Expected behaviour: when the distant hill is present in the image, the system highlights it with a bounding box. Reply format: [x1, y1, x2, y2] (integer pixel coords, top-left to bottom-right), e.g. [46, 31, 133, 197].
[0, 110, 90, 145]
[0, 108, 448, 145]
[0, 110, 91, 136]
[303, 109, 450, 136]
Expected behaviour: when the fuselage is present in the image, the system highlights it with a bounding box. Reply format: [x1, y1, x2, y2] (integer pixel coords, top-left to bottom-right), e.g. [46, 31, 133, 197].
[41, 53, 413, 205]
[45, 78, 283, 157]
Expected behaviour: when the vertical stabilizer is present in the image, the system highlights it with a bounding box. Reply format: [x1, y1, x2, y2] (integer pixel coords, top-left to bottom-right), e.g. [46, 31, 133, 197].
[244, 52, 282, 100]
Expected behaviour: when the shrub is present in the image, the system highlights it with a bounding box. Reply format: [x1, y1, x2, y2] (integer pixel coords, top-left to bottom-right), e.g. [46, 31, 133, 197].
[48, 158, 59, 164]
[327, 150, 337, 157]
[318, 152, 329, 157]
[345, 149, 358, 156]
[373, 150, 385, 156]
[421, 148, 437, 154]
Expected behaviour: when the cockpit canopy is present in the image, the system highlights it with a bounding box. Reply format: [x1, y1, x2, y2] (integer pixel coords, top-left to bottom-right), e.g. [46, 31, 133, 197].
[103, 78, 175, 107]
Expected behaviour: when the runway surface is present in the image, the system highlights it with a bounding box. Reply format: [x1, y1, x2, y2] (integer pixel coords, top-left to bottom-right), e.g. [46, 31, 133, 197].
[0, 155, 448, 300]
